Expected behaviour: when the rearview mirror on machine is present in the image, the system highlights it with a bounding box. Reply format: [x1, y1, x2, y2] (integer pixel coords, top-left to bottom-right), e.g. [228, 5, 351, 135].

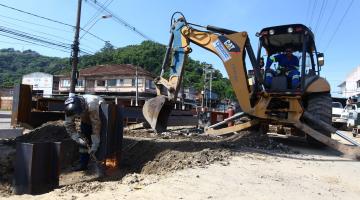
[317, 53, 324, 66]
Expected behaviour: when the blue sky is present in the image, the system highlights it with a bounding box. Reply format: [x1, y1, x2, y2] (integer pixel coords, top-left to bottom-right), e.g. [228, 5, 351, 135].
[0, 0, 359, 97]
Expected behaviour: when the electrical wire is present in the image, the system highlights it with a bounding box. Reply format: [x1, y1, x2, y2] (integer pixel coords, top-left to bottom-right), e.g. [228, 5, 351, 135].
[0, 17, 98, 52]
[80, 0, 114, 39]
[80, 0, 114, 40]
[324, 0, 354, 51]
[86, 0, 153, 41]
[83, 0, 112, 29]
[308, 0, 318, 27]
[0, 14, 73, 33]
[0, 40, 39, 46]
[314, 0, 327, 34]
[0, 25, 94, 55]
[319, 0, 339, 42]
[305, 0, 312, 24]
[0, 3, 107, 43]
[0, 14, 105, 50]
[0, 32, 71, 54]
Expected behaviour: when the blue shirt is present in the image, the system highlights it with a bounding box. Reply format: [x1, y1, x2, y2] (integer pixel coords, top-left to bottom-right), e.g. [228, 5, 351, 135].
[266, 54, 299, 71]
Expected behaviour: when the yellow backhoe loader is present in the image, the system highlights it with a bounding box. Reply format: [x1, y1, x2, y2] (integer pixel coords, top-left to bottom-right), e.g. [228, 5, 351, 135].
[142, 12, 360, 159]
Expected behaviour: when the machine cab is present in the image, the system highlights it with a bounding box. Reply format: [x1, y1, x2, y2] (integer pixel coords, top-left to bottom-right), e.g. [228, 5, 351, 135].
[256, 24, 324, 93]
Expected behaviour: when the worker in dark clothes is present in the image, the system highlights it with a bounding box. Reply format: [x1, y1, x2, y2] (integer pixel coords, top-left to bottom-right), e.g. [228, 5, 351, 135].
[64, 94, 104, 171]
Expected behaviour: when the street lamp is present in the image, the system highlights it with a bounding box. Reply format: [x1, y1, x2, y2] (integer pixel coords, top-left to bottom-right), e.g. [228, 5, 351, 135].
[80, 15, 112, 39]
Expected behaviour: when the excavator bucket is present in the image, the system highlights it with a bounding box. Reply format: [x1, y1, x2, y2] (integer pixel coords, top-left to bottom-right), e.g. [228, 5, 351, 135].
[142, 95, 174, 133]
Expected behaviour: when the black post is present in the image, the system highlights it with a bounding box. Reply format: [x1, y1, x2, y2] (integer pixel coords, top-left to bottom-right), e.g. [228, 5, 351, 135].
[70, 0, 82, 96]
[301, 34, 308, 91]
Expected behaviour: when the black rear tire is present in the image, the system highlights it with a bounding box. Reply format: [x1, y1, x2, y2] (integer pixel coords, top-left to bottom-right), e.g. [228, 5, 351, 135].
[304, 93, 332, 147]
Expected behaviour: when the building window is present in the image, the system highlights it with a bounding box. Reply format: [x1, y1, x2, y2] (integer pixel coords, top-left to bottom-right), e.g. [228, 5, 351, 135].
[96, 80, 106, 87]
[76, 79, 84, 87]
[138, 78, 144, 87]
[132, 79, 136, 87]
[119, 79, 124, 86]
[146, 79, 154, 89]
[151, 81, 156, 89]
[107, 79, 117, 87]
[357, 80, 360, 88]
[61, 79, 70, 87]
[119, 79, 133, 87]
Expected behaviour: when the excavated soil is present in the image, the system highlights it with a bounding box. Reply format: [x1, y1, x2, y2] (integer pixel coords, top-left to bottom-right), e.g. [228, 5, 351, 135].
[0, 121, 296, 196]
[121, 129, 295, 176]
[15, 121, 70, 143]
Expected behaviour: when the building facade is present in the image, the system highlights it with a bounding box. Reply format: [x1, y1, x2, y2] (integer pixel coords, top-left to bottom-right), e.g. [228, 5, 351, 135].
[338, 65, 360, 101]
[53, 64, 157, 105]
[22, 72, 53, 96]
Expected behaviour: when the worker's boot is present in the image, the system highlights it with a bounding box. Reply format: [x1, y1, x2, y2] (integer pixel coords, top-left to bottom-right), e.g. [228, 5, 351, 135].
[74, 153, 90, 171]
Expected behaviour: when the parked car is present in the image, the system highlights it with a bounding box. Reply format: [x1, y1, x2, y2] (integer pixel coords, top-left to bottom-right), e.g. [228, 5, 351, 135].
[332, 102, 346, 128]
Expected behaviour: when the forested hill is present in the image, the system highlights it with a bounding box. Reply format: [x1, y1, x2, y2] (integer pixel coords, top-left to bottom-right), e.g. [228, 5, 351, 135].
[0, 41, 234, 99]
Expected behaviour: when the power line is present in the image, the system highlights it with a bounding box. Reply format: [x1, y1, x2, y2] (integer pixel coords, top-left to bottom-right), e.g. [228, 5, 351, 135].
[305, 0, 312, 24]
[0, 17, 98, 52]
[86, 0, 154, 41]
[81, 0, 114, 40]
[0, 25, 94, 55]
[0, 26, 70, 49]
[0, 3, 74, 28]
[314, 0, 327, 34]
[0, 14, 73, 33]
[319, 0, 339, 42]
[0, 32, 71, 54]
[324, 0, 354, 51]
[0, 40, 39, 46]
[0, 14, 105, 49]
[83, 0, 112, 29]
[0, 3, 107, 43]
[0, 18, 73, 43]
[308, 0, 318, 27]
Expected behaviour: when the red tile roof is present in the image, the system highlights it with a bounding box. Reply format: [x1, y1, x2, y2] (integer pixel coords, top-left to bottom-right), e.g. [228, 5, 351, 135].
[79, 64, 156, 78]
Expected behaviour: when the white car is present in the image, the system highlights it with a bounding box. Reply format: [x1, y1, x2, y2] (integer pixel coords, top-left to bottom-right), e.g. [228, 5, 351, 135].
[332, 102, 346, 125]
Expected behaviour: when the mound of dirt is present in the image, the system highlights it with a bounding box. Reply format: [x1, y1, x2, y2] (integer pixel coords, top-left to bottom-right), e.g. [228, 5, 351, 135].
[121, 130, 293, 176]
[142, 148, 231, 174]
[15, 121, 69, 143]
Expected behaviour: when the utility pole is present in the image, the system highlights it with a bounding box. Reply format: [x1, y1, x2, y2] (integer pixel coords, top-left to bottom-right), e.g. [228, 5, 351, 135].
[209, 69, 213, 110]
[135, 65, 139, 106]
[69, 0, 82, 97]
[202, 65, 207, 109]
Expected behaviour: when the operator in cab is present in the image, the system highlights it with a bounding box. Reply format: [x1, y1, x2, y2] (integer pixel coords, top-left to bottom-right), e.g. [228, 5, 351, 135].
[64, 94, 105, 171]
[264, 46, 300, 89]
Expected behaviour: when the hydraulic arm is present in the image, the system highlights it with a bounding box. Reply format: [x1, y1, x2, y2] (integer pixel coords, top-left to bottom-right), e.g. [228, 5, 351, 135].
[143, 14, 260, 133]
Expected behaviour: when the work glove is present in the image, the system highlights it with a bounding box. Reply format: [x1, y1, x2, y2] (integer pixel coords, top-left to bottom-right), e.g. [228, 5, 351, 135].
[88, 134, 100, 154]
[71, 133, 87, 147]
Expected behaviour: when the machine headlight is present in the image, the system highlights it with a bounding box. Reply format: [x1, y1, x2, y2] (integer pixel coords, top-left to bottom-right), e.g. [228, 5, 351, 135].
[269, 29, 275, 35]
[287, 27, 293, 33]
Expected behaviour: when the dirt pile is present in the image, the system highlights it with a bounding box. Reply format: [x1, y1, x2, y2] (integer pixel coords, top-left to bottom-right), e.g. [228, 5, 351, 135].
[121, 130, 293, 176]
[15, 121, 69, 143]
